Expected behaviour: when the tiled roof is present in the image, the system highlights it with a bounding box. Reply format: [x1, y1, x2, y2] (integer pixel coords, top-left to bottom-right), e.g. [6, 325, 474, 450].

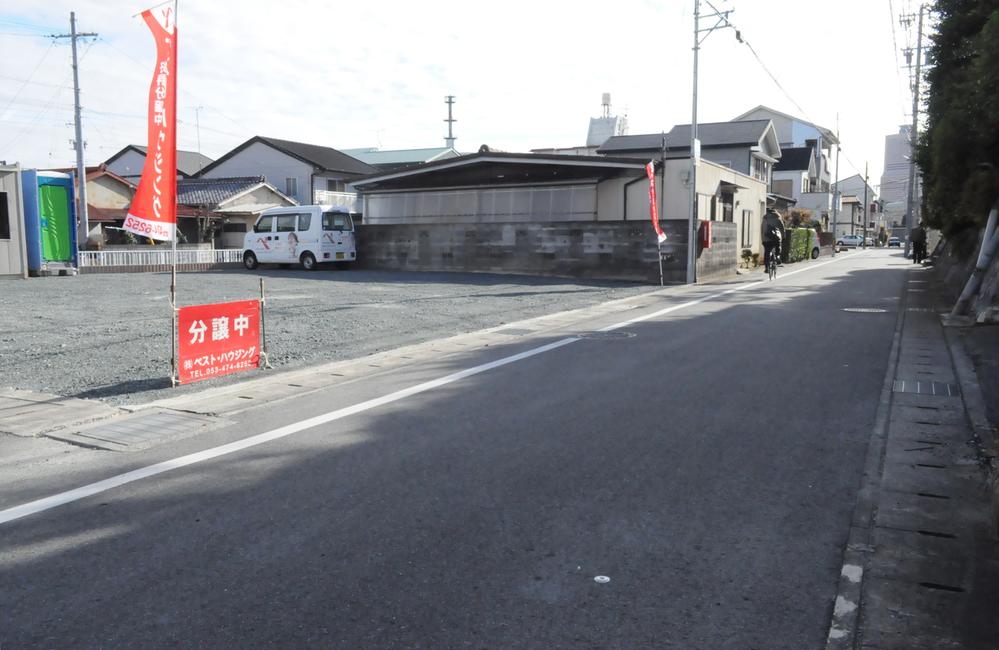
[598, 120, 772, 154]
[195, 137, 378, 178]
[177, 176, 264, 207]
[107, 145, 213, 177]
[342, 147, 460, 166]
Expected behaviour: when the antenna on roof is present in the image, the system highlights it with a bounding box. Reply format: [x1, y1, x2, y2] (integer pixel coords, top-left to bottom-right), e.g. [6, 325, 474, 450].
[444, 95, 457, 149]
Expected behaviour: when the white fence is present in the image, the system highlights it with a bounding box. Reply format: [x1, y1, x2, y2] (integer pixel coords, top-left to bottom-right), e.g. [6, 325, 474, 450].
[79, 249, 244, 273]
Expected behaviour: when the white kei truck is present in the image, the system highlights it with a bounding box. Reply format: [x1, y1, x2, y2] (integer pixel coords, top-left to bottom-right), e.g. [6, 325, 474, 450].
[243, 205, 356, 271]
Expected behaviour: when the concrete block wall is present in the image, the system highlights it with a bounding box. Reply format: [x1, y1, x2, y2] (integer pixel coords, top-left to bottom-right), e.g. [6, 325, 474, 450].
[696, 222, 738, 281]
[355, 220, 738, 284]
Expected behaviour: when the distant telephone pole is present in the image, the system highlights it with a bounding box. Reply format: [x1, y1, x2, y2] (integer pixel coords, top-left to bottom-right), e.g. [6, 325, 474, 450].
[50, 12, 97, 250]
[444, 95, 457, 149]
[863, 162, 869, 248]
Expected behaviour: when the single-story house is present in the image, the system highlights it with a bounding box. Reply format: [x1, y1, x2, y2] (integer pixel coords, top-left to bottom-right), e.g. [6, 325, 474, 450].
[176, 176, 297, 248]
[49, 164, 136, 246]
[353, 147, 768, 283]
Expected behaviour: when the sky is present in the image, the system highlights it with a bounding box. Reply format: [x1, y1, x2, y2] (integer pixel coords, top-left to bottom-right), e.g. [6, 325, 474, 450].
[0, 0, 929, 187]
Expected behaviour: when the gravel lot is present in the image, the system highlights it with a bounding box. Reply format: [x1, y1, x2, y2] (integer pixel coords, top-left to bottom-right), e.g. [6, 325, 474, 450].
[0, 269, 655, 405]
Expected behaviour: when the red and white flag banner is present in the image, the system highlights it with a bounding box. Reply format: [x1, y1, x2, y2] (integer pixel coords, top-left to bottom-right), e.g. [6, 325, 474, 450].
[123, 5, 177, 242]
[646, 161, 667, 244]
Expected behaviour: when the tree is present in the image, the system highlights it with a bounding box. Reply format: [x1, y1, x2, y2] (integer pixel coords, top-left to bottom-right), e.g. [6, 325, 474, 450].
[917, 0, 999, 235]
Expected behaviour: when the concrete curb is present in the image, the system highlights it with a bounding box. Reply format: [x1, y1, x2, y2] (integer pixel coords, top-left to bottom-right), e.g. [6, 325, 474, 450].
[943, 325, 999, 536]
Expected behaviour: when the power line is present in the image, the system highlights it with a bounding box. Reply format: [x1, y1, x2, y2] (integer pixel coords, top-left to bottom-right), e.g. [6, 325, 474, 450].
[0, 41, 55, 120]
[1, 39, 94, 151]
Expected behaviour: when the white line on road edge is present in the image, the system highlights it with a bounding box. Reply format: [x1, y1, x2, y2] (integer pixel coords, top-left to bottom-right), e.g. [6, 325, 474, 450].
[0, 251, 858, 526]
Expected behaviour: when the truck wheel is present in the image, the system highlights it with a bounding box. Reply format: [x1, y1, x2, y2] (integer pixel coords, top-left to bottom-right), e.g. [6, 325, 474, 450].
[811, 247, 819, 259]
[243, 251, 258, 270]
[301, 252, 317, 271]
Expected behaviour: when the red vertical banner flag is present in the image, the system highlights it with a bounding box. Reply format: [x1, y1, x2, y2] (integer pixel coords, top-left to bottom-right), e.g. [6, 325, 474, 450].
[646, 161, 667, 244]
[177, 300, 261, 384]
[123, 4, 178, 242]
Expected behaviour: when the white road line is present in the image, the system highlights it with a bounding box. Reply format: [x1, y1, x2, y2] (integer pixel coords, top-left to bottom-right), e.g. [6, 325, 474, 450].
[0, 251, 858, 526]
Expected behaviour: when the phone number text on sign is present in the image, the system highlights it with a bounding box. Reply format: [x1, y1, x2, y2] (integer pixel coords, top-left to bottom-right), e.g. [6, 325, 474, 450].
[177, 299, 260, 384]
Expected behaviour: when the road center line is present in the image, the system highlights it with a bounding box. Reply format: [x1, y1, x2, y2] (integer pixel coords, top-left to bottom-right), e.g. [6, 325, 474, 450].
[0, 251, 858, 526]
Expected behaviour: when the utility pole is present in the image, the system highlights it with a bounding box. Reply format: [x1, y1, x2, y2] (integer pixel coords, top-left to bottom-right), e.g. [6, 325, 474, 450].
[444, 95, 457, 149]
[690, 0, 740, 284]
[863, 162, 870, 248]
[832, 119, 841, 254]
[50, 12, 97, 251]
[903, 5, 925, 258]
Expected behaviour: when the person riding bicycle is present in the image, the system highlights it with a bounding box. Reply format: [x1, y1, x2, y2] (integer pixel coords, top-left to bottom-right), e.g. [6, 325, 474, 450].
[761, 209, 785, 272]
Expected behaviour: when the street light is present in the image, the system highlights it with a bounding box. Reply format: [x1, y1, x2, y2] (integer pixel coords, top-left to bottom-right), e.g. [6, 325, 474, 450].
[689, 0, 741, 284]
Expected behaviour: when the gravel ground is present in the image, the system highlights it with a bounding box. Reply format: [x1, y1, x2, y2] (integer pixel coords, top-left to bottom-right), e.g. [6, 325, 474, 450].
[0, 269, 655, 405]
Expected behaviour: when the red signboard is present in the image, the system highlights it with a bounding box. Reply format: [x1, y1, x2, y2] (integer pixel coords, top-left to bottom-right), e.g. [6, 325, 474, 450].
[177, 300, 260, 384]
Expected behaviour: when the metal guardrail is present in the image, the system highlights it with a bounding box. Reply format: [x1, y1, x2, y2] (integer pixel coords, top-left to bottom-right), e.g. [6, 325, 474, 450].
[79, 249, 244, 272]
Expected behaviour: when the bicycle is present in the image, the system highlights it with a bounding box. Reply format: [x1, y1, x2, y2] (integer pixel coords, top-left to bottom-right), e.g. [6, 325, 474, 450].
[766, 247, 778, 280]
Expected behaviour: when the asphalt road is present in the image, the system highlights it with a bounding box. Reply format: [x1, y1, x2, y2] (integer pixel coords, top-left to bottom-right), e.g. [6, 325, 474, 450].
[0, 250, 912, 649]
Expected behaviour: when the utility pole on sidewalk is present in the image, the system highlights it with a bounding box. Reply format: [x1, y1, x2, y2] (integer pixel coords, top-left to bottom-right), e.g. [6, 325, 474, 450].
[903, 4, 925, 258]
[50, 12, 97, 251]
[832, 118, 841, 255]
[863, 162, 870, 248]
[690, 0, 740, 284]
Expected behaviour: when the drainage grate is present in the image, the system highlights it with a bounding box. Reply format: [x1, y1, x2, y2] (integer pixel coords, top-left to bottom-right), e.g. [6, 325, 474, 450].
[45, 410, 222, 451]
[892, 380, 961, 396]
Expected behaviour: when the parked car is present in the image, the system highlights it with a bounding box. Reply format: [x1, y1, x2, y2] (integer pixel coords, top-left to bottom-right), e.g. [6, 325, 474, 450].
[865, 236, 875, 246]
[837, 234, 864, 248]
[888, 236, 901, 247]
[243, 205, 356, 270]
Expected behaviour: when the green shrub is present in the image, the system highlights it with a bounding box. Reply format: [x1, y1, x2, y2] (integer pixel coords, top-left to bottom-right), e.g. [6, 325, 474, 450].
[784, 228, 811, 263]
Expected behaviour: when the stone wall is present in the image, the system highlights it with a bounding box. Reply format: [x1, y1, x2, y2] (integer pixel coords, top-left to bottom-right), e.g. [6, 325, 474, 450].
[355, 219, 738, 284]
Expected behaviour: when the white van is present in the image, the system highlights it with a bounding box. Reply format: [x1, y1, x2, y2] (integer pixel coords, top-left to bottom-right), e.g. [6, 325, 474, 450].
[243, 205, 356, 271]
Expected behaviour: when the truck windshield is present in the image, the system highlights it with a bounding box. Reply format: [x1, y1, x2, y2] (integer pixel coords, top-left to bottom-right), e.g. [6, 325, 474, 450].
[322, 212, 353, 231]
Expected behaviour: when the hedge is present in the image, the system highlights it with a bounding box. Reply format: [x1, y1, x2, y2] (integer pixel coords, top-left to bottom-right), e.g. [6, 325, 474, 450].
[781, 228, 812, 263]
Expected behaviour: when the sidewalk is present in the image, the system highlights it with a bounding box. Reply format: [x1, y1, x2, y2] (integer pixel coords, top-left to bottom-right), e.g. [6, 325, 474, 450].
[829, 263, 999, 648]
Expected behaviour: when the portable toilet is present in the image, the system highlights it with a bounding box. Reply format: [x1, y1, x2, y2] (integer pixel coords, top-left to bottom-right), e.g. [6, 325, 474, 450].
[21, 170, 78, 276]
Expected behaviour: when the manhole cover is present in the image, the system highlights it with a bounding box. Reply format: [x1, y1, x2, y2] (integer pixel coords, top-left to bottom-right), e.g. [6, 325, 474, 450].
[578, 331, 636, 340]
[843, 307, 889, 313]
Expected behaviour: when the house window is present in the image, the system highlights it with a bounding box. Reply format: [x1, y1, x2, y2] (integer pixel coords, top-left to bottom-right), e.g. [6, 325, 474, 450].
[741, 209, 753, 247]
[0, 191, 9, 239]
[222, 222, 247, 233]
[752, 157, 770, 183]
[285, 177, 298, 197]
[327, 179, 346, 192]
